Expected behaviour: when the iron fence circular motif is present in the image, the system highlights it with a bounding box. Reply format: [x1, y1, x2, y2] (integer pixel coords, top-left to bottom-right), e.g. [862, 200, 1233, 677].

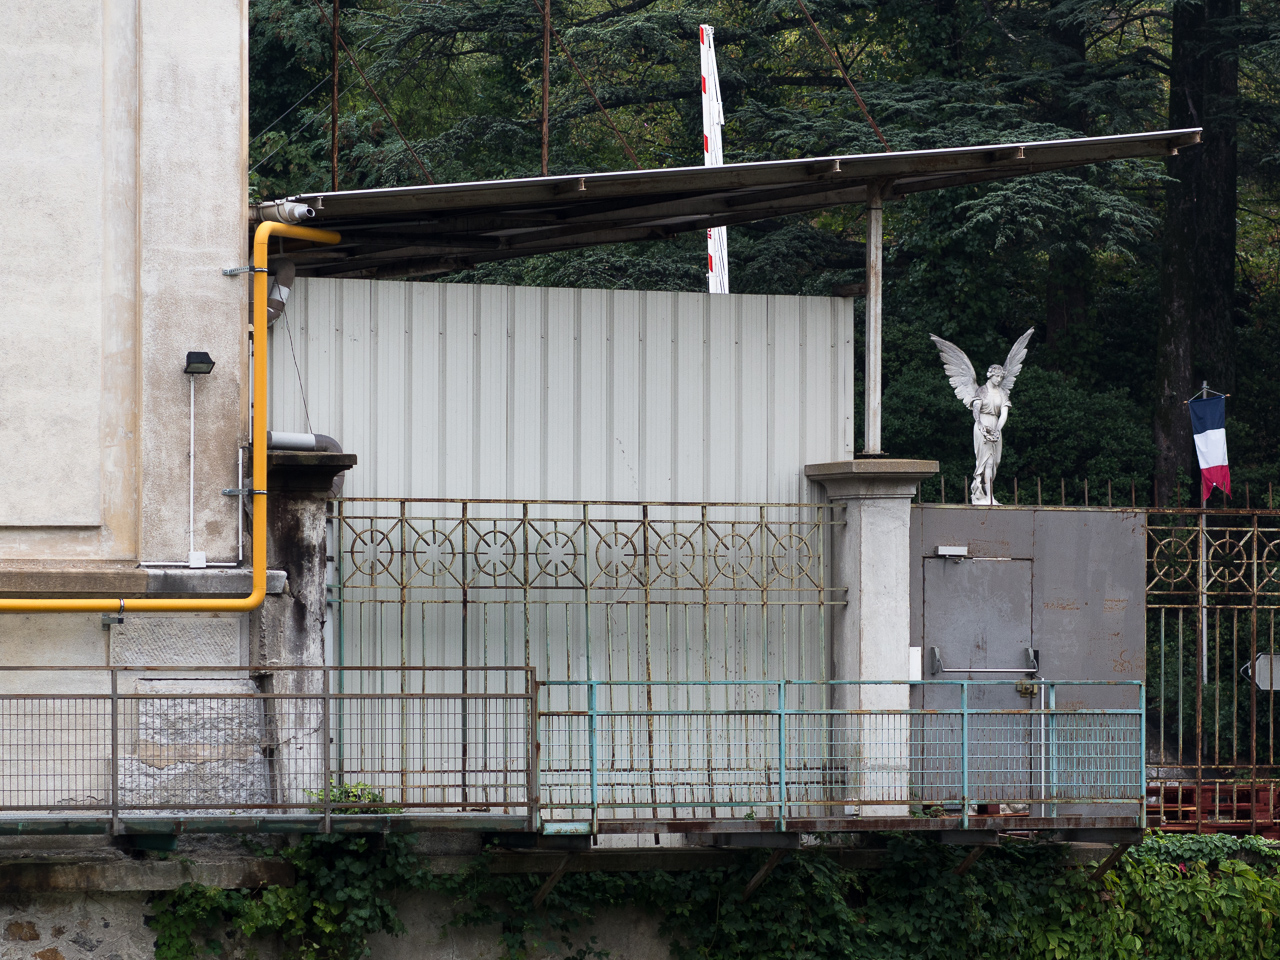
[1206, 534, 1249, 590]
[595, 528, 640, 582]
[770, 532, 814, 583]
[410, 525, 458, 581]
[713, 530, 757, 582]
[472, 527, 519, 580]
[1150, 533, 1195, 590]
[535, 527, 580, 580]
[1259, 537, 1280, 591]
[654, 531, 698, 582]
[347, 525, 397, 580]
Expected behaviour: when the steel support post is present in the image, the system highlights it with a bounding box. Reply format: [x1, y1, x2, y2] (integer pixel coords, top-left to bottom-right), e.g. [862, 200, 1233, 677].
[588, 680, 598, 835]
[1048, 682, 1057, 819]
[321, 668, 332, 833]
[864, 186, 883, 454]
[528, 676, 541, 833]
[777, 681, 788, 831]
[960, 683, 969, 829]
[110, 668, 119, 834]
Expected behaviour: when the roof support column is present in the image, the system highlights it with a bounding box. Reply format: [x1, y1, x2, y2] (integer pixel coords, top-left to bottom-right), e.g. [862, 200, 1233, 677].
[864, 184, 884, 454]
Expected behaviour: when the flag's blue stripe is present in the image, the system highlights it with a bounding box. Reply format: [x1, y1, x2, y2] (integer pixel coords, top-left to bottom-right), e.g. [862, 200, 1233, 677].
[1189, 395, 1226, 434]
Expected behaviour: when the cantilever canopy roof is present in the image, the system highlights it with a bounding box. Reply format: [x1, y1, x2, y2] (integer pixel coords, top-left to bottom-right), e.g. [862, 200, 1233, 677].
[261, 128, 1200, 279]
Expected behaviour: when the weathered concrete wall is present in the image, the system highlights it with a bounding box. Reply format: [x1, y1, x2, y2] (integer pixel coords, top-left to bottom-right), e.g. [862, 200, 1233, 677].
[1, 894, 159, 960]
[0, 835, 287, 960]
[369, 896, 672, 960]
[0, 0, 247, 562]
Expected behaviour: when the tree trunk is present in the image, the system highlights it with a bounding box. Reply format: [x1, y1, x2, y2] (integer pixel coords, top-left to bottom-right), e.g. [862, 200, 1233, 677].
[1045, 248, 1090, 349]
[1155, 0, 1239, 502]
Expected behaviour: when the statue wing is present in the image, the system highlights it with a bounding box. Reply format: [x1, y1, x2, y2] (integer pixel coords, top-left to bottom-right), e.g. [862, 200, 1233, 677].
[929, 334, 980, 407]
[1001, 327, 1035, 395]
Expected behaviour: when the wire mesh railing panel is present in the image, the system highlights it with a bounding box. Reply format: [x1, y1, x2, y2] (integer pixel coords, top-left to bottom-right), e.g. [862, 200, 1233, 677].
[0, 667, 534, 819]
[331, 667, 533, 812]
[333, 693, 531, 811]
[538, 680, 1144, 825]
[0, 671, 1139, 826]
[1051, 714, 1144, 801]
[121, 682, 277, 811]
[963, 714, 1038, 801]
[0, 698, 113, 810]
[909, 713, 963, 803]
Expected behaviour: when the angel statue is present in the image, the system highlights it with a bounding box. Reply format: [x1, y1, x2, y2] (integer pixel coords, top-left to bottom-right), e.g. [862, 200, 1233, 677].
[929, 328, 1035, 506]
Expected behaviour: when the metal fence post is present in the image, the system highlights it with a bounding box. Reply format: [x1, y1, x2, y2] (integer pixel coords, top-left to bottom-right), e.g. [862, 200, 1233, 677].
[1047, 682, 1057, 819]
[778, 680, 788, 831]
[321, 667, 332, 833]
[960, 682, 969, 830]
[589, 679, 598, 836]
[528, 673, 540, 833]
[1139, 681, 1147, 827]
[110, 667, 119, 835]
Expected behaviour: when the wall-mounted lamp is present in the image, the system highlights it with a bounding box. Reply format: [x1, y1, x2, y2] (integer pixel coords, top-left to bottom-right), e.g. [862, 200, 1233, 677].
[185, 351, 215, 568]
[184, 351, 216, 375]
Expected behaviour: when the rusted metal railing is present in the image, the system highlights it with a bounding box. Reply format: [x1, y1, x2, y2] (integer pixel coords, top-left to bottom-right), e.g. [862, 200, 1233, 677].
[0, 665, 534, 833]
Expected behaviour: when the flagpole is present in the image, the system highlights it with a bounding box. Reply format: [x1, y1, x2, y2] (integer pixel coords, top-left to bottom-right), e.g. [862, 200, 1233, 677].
[1192, 380, 1214, 689]
[1201, 490, 1208, 689]
[700, 25, 728, 294]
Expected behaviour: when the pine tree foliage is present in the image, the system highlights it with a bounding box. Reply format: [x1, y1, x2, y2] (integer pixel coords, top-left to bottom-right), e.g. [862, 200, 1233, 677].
[247, 0, 1280, 488]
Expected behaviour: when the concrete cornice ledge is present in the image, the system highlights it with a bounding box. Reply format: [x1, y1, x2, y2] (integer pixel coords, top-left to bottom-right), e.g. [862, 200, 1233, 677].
[0, 857, 293, 894]
[805, 459, 939, 500]
[0, 568, 287, 599]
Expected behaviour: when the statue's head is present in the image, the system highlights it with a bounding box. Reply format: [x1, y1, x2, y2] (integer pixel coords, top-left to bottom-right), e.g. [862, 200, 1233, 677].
[986, 364, 1005, 384]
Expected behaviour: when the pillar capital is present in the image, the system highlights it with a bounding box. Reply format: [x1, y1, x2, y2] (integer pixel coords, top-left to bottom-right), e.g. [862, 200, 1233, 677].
[805, 459, 938, 500]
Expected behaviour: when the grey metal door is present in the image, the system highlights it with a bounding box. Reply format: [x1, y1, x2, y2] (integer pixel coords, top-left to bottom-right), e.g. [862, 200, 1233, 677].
[920, 557, 1036, 809]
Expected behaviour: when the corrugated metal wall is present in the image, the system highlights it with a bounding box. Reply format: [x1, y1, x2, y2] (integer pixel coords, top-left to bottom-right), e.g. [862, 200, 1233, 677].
[268, 279, 856, 502]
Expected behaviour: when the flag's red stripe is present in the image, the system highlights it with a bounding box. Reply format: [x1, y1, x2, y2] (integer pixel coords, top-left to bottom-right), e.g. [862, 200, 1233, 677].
[1201, 465, 1232, 501]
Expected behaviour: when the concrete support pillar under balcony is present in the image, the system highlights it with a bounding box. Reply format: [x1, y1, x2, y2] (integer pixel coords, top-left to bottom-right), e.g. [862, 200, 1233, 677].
[805, 458, 937, 816]
[255, 450, 355, 807]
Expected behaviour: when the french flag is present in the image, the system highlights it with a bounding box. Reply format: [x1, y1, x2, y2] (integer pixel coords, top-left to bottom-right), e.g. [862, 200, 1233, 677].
[1189, 395, 1230, 501]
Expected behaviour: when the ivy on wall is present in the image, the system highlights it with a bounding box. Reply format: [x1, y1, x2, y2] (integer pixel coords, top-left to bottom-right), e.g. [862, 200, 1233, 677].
[149, 831, 1280, 960]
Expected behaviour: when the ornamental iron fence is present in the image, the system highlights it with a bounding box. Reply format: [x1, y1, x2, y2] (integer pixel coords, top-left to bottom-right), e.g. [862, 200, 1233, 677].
[332, 498, 842, 688]
[1145, 508, 1280, 835]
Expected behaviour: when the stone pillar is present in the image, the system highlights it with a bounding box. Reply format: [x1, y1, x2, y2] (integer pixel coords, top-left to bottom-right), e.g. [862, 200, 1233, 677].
[805, 459, 936, 816]
[256, 450, 355, 807]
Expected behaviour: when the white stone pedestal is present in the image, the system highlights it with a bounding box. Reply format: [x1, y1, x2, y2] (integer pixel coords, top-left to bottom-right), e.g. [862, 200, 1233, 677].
[806, 459, 937, 816]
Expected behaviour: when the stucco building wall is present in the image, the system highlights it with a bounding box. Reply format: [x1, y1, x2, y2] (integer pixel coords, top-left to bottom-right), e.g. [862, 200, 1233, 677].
[0, 0, 247, 567]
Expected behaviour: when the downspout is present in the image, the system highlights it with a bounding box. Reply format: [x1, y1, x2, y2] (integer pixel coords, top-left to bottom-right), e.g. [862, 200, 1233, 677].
[0, 221, 341, 613]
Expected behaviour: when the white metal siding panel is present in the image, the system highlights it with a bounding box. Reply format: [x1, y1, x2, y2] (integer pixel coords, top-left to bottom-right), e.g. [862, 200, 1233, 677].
[270, 279, 856, 502]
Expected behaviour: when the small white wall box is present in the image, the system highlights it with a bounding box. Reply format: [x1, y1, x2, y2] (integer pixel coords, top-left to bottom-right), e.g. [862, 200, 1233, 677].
[935, 545, 968, 558]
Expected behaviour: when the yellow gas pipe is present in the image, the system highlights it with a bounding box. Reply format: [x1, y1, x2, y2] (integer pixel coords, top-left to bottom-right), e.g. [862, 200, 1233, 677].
[0, 221, 341, 613]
